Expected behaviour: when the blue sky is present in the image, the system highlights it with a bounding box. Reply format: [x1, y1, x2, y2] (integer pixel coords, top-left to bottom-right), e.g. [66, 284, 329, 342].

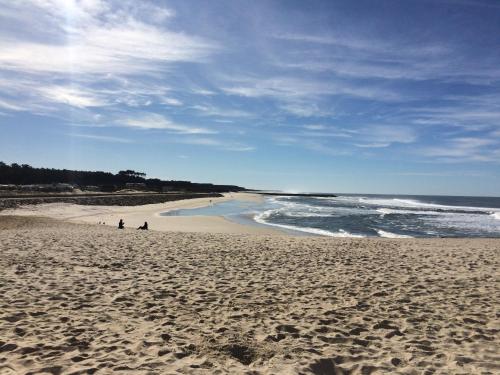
[0, 0, 499, 195]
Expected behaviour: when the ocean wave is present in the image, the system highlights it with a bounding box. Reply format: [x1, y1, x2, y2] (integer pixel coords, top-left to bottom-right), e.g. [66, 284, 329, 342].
[281, 206, 367, 217]
[282, 212, 331, 218]
[254, 211, 364, 237]
[377, 208, 396, 216]
[376, 208, 447, 216]
[428, 212, 500, 232]
[273, 195, 499, 215]
[267, 198, 340, 216]
[358, 197, 496, 214]
[363, 197, 448, 208]
[270, 197, 372, 216]
[260, 195, 500, 237]
[271, 198, 329, 211]
[311, 195, 496, 215]
[376, 229, 413, 238]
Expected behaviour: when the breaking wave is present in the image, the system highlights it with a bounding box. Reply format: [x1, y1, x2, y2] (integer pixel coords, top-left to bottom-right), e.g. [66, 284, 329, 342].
[252, 194, 500, 238]
[376, 229, 413, 238]
[254, 210, 364, 237]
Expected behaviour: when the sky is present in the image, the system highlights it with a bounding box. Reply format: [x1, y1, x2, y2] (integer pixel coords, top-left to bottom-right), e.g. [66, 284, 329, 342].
[0, 0, 499, 196]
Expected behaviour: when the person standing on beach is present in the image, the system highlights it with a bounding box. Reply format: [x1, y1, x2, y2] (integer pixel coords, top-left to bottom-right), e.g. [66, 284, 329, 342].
[118, 219, 124, 229]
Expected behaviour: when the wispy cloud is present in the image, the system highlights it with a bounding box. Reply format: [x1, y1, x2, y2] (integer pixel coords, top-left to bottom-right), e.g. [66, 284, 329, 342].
[291, 124, 416, 149]
[69, 133, 133, 143]
[121, 113, 216, 134]
[219, 74, 404, 124]
[271, 30, 500, 85]
[0, 0, 217, 117]
[192, 105, 253, 118]
[302, 140, 350, 156]
[176, 137, 255, 152]
[161, 97, 183, 106]
[303, 124, 327, 131]
[0, 2, 216, 77]
[279, 102, 332, 118]
[300, 124, 359, 138]
[408, 95, 500, 134]
[39, 86, 107, 108]
[0, 98, 24, 111]
[221, 75, 401, 101]
[421, 136, 500, 162]
[272, 33, 390, 52]
[354, 125, 417, 148]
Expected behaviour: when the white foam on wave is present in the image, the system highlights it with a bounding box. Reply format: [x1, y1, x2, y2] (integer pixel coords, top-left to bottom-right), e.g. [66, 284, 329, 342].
[279, 199, 332, 212]
[271, 197, 369, 217]
[267, 197, 339, 217]
[283, 212, 331, 218]
[376, 208, 446, 216]
[376, 229, 413, 238]
[359, 197, 496, 213]
[276, 195, 499, 217]
[427, 211, 500, 233]
[377, 208, 394, 216]
[254, 210, 364, 237]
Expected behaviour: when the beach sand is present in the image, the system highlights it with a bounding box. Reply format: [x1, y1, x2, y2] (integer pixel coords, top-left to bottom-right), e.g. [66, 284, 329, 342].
[0, 214, 499, 374]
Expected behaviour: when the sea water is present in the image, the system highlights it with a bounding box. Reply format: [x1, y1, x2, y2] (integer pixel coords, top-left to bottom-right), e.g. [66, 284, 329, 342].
[162, 194, 500, 238]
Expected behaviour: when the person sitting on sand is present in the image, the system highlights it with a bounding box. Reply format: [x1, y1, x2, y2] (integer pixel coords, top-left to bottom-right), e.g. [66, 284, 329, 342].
[118, 219, 124, 229]
[137, 221, 148, 230]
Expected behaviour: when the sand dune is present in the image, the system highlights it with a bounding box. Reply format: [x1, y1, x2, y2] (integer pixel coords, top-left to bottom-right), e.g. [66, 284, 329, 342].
[0, 216, 498, 374]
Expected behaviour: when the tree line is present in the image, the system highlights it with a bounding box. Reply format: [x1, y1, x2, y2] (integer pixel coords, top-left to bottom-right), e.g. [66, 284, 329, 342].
[0, 162, 244, 193]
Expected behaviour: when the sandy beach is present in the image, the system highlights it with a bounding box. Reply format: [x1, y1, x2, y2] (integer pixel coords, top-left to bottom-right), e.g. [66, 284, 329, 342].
[0, 211, 499, 374]
[0, 193, 280, 235]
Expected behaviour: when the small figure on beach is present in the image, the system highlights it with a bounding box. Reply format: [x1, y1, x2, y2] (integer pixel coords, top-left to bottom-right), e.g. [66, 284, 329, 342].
[137, 221, 148, 230]
[118, 219, 124, 229]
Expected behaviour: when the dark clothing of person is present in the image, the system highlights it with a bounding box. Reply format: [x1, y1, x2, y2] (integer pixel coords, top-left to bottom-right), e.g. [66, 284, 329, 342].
[138, 222, 148, 230]
[118, 219, 124, 229]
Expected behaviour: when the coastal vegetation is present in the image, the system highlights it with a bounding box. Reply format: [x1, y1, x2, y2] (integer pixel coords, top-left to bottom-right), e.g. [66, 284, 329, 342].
[0, 162, 244, 193]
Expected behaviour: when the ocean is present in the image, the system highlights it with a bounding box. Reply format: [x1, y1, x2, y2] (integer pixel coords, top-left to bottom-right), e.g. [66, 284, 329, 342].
[163, 194, 500, 238]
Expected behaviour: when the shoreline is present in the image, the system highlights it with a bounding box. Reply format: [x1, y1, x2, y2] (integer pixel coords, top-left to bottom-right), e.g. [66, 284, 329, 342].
[0, 192, 285, 235]
[2, 192, 498, 238]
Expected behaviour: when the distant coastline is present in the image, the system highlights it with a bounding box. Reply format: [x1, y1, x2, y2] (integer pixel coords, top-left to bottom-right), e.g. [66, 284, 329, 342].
[256, 192, 337, 198]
